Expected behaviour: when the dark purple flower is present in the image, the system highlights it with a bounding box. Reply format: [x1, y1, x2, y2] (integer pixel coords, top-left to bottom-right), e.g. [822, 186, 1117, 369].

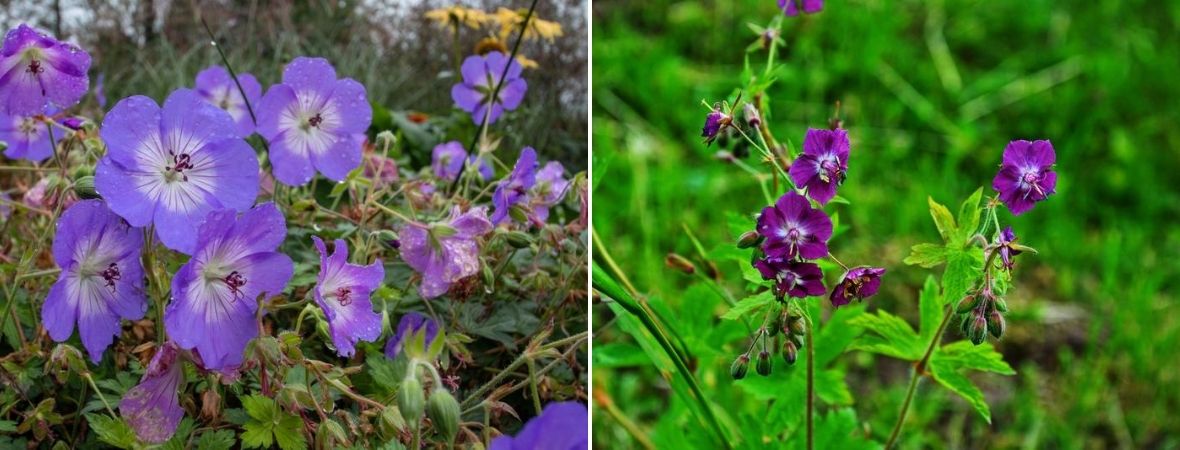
[789, 128, 849, 205]
[165, 203, 293, 370]
[779, 0, 824, 16]
[312, 236, 384, 357]
[384, 311, 440, 359]
[468, 154, 495, 181]
[432, 140, 467, 181]
[257, 57, 371, 186]
[996, 226, 1022, 270]
[120, 341, 185, 444]
[528, 161, 569, 223]
[756, 190, 832, 260]
[489, 402, 588, 450]
[42, 200, 146, 362]
[451, 52, 527, 125]
[992, 139, 1056, 215]
[830, 266, 885, 307]
[0, 111, 52, 161]
[491, 147, 538, 225]
[94, 89, 260, 254]
[701, 106, 730, 146]
[194, 65, 262, 137]
[400, 206, 492, 299]
[754, 256, 825, 299]
[0, 24, 91, 115]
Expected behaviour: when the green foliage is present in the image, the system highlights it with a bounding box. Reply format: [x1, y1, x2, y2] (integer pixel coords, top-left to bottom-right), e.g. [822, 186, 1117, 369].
[929, 342, 1016, 423]
[905, 191, 985, 305]
[240, 395, 307, 450]
[85, 414, 137, 449]
[195, 430, 237, 450]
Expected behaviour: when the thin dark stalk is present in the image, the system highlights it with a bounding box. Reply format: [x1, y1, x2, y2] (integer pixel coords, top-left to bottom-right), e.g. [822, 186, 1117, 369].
[884, 307, 954, 449]
[199, 18, 260, 127]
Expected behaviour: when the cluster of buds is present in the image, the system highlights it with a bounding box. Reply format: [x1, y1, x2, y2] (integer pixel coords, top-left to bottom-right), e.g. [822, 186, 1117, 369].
[956, 285, 1008, 345]
[730, 307, 807, 380]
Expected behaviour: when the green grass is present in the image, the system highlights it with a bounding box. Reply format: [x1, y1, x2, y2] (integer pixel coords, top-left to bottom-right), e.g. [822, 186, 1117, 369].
[591, 0, 1180, 448]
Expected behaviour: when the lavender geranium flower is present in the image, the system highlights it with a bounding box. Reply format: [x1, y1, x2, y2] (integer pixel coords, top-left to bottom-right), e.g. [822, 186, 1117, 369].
[432, 140, 467, 181]
[527, 161, 569, 223]
[469, 154, 495, 181]
[789, 128, 849, 205]
[312, 236, 384, 357]
[257, 57, 372, 186]
[384, 311, 440, 359]
[996, 226, 1022, 270]
[165, 203, 293, 370]
[0, 24, 90, 115]
[42, 200, 146, 362]
[451, 52, 527, 125]
[491, 147, 538, 224]
[401, 206, 492, 299]
[120, 341, 185, 444]
[830, 266, 886, 307]
[194, 65, 262, 137]
[992, 139, 1056, 215]
[489, 402, 588, 450]
[756, 190, 832, 260]
[0, 111, 51, 161]
[94, 89, 260, 254]
[701, 106, 731, 146]
[779, 0, 824, 16]
[754, 256, 825, 299]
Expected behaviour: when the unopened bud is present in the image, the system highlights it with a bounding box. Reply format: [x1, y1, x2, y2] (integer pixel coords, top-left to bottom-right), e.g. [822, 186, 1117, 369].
[789, 333, 804, 350]
[737, 230, 763, 249]
[782, 341, 798, 365]
[427, 389, 461, 443]
[293, 198, 318, 212]
[509, 205, 530, 223]
[481, 260, 495, 292]
[665, 253, 696, 274]
[969, 314, 988, 345]
[73, 176, 99, 199]
[987, 310, 1005, 339]
[743, 103, 761, 128]
[789, 317, 807, 336]
[956, 294, 980, 314]
[504, 231, 532, 249]
[994, 297, 1009, 313]
[705, 261, 721, 280]
[398, 377, 426, 423]
[756, 351, 772, 376]
[201, 388, 222, 421]
[730, 354, 750, 380]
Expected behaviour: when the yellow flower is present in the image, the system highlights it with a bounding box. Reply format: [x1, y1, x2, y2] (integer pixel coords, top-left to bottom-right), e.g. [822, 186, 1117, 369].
[424, 6, 490, 30]
[515, 55, 539, 70]
[492, 8, 563, 42]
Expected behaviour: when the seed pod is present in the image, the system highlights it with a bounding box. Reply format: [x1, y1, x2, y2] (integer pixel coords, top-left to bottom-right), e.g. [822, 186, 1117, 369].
[398, 377, 426, 423]
[987, 310, 1006, 339]
[756, 351, 772, 376]
[969, 314, 989, 345]
[504, 231, 532, 249]
[73, 176, 99, 199]
[730, 354, 750, 380]
[427, 389, 461, 443]
[782, 341, 798, 365]
[665, 253, 696, 274]
[737, 230, 763, 249]
[956, 294, 980, 314]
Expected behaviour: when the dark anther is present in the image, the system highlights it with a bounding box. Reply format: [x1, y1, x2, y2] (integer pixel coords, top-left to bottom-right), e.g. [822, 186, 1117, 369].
[165, 150, 195, 182]
[308, 113, 324, 128]
[101, 262, 121, 293]
[26, 59, 44, 75]
[335, 287, 353, 306]
[224, 271, 247, 300]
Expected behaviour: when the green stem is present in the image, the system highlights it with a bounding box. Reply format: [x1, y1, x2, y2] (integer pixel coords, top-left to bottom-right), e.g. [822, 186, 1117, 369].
[884, 307, 955, 449]
[527, 357, 542, 415]
[805, 313, 815, 450]
[83, 373, 117, 417]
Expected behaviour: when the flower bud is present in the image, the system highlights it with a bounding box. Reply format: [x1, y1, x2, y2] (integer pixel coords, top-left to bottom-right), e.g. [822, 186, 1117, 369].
[782, 340, 798, 365]
[994, 297, 1009, 313]
[789, 317, 807, 336]
[430, 224, 458, 238]
[427, 389, 461, 443]
[730, 354, 750, 380]
[481, 260, 495, 293]
[509, 204, 530, 223]
[987, 310, 1006, 339]
[737, 230, 763, 249]
[665, 253, 696, 274]
[968, 314, 988, 345]
[767, 313, 782, 337]
[743, 103, 761, 128]
[756, 351, 772, 376]
[789, 333, 804, 350]
[73, 176, 99, 200]
[956, 294, 980, 314]
[504, 231, 533, 249]
[398, 377, 426, 424]
[292, 198, 318, 212]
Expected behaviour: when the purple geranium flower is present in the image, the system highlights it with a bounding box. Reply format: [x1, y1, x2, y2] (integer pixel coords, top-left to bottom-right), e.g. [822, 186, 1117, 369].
[401, 206, 492, 299]
[992, 139, 1056, 215]
[0, 24, 90, 115]
[194, 65, 262, 137]
[42, 200, 146, 362]
[528, 161, 569, 223]
[94, 89, 260, 254]
[489, 402, 588, 450]
[830, 266, 885, 307]
[165, 203, 293, 370]
[384, 311, 440, 359]
[257, 57, 371, 186]
[432, 140, 467, 181]
[996, 226, 1022, 270]
[451, 52, 527, 125]
[757, 190, 833, 260]
[701, 106, 730, 146]
[120, 341, 185, 444]
[754, 256, 826, 299]
[312, 236, 384, 357]
[0, 111, 52, 161]
[789, 128, 849, 205]
[468, 154, 495, 181]
[491, 147, 538, 225]
[779, 0, 824, 16]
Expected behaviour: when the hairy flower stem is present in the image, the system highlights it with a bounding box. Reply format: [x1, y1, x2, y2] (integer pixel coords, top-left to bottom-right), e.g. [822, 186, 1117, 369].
[805, 313, 815, 450]
[884, 306, 954, 449]
[83, 372, 117, 417]
[527, 357, 543, 415]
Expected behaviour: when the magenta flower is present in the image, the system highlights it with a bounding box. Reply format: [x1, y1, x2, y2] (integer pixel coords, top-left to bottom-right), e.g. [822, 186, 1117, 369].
[701, 106, 730, 146]
[0, 111, 51, 161]
[384, 311, 440, 359]
[489, 402, 588, 450]
[0, 24, 90, 115]
[94, 89, 260, 254]
[432, 140, 467, 181]
[194, 65, 262, 137]
[992, 139, 1056, 215]
[754, 256, 825, 299]
[830, 266, 885, 307]
[528, 161, 569, 223]
[451, 52, 527, 125]
[779, 0, 824, 16]
[257, 57, 371, 186]
[401, 206, 492, 299]
[312, 236, 384, 357]
[42, 200, 146, 363]
[120, 341, 185, 444]
[789, 128, 849, 205]
[491, 147, 538, 225]
[756, 191, 832, 260]
[165, 204, 293, 370]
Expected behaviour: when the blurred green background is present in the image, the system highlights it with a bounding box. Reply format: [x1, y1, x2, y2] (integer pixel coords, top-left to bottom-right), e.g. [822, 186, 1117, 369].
[592, 0, 1180, 448]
